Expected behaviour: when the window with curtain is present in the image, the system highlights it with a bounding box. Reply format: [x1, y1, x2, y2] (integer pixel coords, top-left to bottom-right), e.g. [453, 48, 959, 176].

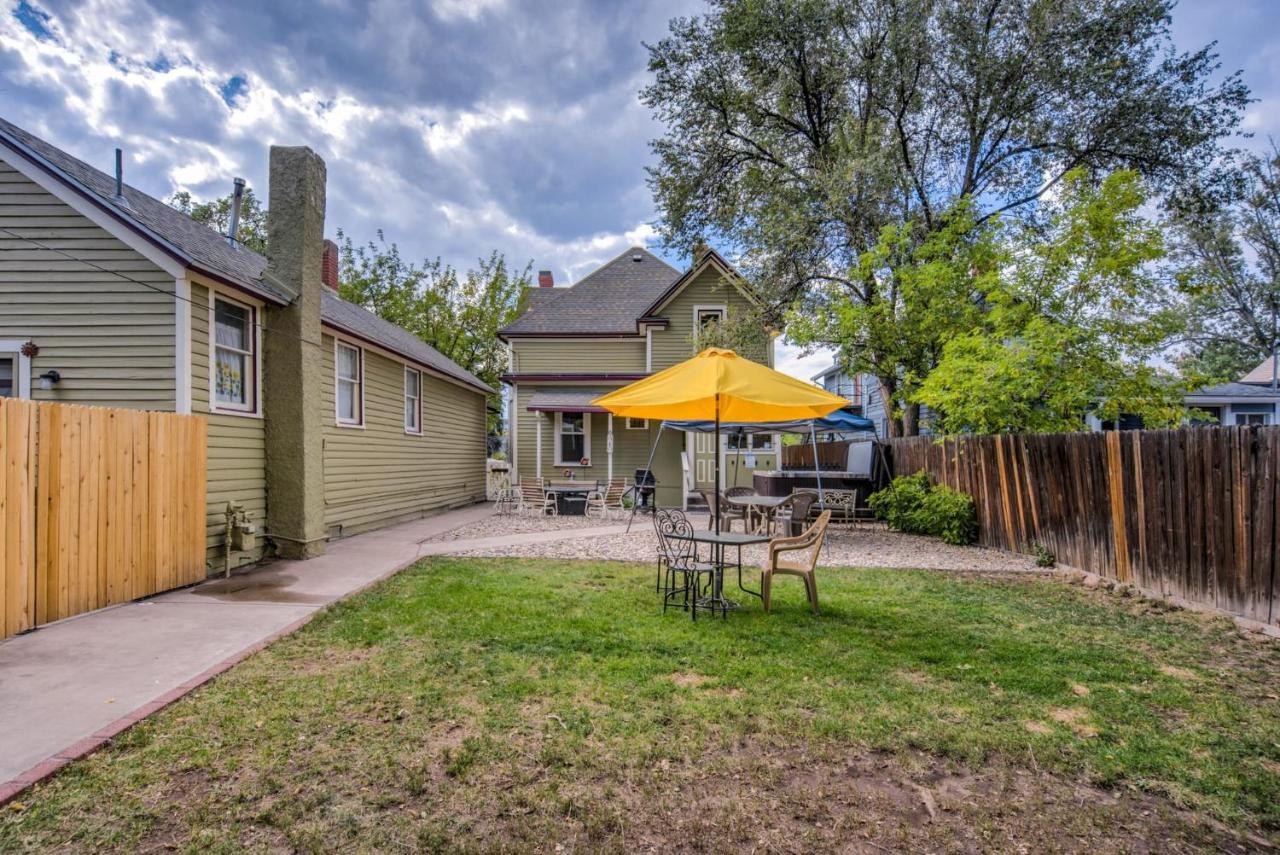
[404, 367, 421, 433]
[556, 412, 589, 464]
[214, 297, 255, 411]
[336, 342, 363, 424]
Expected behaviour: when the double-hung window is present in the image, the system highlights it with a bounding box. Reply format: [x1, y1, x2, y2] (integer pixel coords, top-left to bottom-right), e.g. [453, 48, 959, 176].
[0, 340, 31, 399]
[555, 412, 590, 465]
[404, 367, 421, 433]
[335, 341, 363, 426]
[0, 355, 12, 398]
[625, 417, 648, 430]
[213, 297, 256, 412]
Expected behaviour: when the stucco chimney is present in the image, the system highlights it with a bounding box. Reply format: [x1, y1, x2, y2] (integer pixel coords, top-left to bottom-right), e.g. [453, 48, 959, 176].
[262, 146, 327, 559]
[321, 239, 340, 292]
[538, 269, 554, 288]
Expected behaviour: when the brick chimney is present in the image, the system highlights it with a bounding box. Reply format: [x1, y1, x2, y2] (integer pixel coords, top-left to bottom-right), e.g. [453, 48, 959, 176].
[538, 269, 554, 288]
[321, 239, 339, 292]
[262, 146, 327, 560]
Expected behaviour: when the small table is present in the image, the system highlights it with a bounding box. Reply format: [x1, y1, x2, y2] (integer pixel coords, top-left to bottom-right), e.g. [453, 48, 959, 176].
[725, 494, 791, 535]
[665, 529, 770, 618]
[545, 484, 593, 516]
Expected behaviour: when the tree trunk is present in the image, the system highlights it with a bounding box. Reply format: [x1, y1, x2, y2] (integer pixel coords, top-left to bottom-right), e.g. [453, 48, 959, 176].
[877, 376, 904, 438]
[902, 402, 920, 437]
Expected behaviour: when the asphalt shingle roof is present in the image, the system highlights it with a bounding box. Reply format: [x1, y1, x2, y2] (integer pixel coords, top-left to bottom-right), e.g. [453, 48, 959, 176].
[320, 290, 494, 394]
[1240, 356, 1277, 384]
[499, 247, 681, 336]
[525, 387, 612, 412]
[0, 115, 286, 303]
[1186, 381, 1280, 399]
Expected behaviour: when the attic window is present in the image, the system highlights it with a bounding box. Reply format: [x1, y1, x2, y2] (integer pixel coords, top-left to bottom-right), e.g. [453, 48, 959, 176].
[631, 254, 642, 262]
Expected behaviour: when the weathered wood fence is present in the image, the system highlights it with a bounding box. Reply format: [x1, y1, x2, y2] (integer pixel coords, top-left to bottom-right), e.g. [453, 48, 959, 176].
[889, 428, 1280, 626]
[0, 399, 207, 640]
[782, 440, 852, 470]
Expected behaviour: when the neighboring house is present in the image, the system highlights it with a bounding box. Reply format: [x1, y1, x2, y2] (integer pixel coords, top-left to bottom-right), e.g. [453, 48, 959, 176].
[0, 116, 491, 575]
[1183, 356, 1280, 427]
[498, 248, 774, 507]
[811, 363, 933, 437]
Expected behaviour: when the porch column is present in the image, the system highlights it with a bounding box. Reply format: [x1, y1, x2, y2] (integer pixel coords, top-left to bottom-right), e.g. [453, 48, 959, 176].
[535, 414, 543, 480]
[607, 414, 614, 482]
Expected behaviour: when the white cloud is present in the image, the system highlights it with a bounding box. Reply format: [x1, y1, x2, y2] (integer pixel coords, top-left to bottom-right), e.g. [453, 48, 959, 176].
[773, 339, 836, 383]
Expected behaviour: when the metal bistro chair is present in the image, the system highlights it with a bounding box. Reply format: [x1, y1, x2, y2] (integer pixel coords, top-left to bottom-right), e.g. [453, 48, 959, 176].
[517, 479, 557, 517]
[654, 509, 717, 617]
[762, 510, 832, 615]
[586, 477, 629, 520]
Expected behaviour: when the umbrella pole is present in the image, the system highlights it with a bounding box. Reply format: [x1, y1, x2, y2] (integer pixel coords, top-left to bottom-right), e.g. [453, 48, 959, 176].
[626, 422, 665, 534]
[714, 394, 721, 536]
[811, 422, 825, 506]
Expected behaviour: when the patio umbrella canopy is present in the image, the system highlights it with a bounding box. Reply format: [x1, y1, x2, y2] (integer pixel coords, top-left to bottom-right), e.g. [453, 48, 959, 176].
[592, 348, 848, 532]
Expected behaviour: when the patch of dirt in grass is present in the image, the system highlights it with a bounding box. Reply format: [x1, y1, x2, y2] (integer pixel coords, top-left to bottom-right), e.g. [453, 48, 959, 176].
[669, 672, 711, 688]
[470, 747, 1261, 854]
[1051, 707, 1100, 739]
[1161, 665, 1199, 681]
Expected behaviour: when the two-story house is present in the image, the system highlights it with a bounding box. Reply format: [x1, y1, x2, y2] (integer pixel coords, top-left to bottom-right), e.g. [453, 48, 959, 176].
[498, 247, 773, 507]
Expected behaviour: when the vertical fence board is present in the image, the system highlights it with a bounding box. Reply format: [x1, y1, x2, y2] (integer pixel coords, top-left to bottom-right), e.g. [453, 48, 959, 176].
[0, 401, 207, 639]
[890, 426, 1280, 627]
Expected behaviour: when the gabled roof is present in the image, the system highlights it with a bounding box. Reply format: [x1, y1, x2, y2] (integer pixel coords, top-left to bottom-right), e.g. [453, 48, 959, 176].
[320, 290, 494, 394]
[1241, 356, 1277, 385]
[638, 247, 757, 319]
[498, 246, 681, 337]
[0, 115, 287, 304]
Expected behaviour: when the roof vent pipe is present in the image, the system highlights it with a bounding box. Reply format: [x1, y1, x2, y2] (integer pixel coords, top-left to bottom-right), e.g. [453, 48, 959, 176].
[113, 148, 124, 200]
[227, 177, 245, 247]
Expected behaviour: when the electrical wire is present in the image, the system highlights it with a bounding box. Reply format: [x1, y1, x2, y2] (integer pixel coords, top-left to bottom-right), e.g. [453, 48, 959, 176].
[0, 224, 326, 350]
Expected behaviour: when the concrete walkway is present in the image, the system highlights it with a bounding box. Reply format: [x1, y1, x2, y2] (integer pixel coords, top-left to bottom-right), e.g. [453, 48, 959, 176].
[0, 504, 628, 799]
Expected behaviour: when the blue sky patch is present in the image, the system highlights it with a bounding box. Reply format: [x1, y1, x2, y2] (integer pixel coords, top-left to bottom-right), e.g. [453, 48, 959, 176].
[219, 75, 247, 106]
[13, 1, 54, 41]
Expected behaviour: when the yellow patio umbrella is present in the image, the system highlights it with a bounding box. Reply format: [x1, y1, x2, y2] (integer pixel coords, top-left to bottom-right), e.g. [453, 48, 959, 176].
[592, 348, 848, 531]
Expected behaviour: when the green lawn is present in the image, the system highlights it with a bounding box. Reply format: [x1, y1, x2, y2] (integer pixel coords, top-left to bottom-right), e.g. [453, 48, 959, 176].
[3, 558, 1279, 852]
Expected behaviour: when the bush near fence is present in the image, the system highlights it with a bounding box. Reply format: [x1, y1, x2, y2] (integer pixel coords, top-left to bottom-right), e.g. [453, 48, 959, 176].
[889, 427, 1280, 626]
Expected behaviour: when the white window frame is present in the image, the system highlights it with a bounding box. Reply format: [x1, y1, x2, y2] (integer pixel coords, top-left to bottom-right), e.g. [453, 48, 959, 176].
[209, 293, 260, 416]
[625, 417, 648, 430]
[334, 339, 365, 427]
[0, 340, 32, 399]
[727, 432, 774, 453]
[693, 304, 726, 336]
[404, 366, 422, 434]
[554, 411, 591, 466]
[1234, 412, 1272, 426]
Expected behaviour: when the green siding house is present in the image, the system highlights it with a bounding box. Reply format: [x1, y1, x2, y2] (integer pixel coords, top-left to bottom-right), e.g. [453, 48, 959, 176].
[0, 116, 491, 575]
[498, 247, 775, 507]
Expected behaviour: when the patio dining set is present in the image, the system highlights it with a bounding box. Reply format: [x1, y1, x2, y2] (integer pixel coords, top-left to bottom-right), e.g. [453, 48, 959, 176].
[654, 500, 833, 620]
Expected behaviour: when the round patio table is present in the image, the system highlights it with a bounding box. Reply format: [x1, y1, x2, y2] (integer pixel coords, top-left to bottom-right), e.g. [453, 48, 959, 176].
[544, 483, 593, 516]
[725, 493, 791, 535]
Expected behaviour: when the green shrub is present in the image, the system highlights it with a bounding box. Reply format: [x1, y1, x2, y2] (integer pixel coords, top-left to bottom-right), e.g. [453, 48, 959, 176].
[868, 473, 977, 545]
[866, 472, 930, 531]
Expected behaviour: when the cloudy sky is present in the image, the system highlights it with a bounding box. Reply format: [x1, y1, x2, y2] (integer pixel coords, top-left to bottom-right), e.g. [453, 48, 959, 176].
[2, 0, 1276, 380]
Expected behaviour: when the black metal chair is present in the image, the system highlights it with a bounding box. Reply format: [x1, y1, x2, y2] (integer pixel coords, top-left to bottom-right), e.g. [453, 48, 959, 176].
[654, 509, 717, 617]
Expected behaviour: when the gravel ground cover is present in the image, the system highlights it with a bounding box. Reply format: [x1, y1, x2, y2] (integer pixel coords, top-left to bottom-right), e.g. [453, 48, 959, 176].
[431, 511, 1038, 573]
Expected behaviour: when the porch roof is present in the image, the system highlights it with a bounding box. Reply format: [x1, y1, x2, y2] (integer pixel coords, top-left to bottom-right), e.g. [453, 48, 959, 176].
[526, 388, 612, 413]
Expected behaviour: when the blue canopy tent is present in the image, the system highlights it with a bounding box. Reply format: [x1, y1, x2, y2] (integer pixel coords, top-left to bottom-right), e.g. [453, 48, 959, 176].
[660, 407, 876, 512]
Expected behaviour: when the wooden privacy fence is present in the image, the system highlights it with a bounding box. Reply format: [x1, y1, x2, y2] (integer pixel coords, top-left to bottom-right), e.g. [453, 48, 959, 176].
[889, 427, 1280, 626]
[0, 399, 207, 640]
[782, 440, 852, 470]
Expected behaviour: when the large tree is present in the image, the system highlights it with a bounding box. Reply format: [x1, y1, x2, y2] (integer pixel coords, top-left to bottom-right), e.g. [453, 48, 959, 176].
[643, 0, 1248, 434]
[1172, 149, 1280, 384]
[917, 170, 1191, 433]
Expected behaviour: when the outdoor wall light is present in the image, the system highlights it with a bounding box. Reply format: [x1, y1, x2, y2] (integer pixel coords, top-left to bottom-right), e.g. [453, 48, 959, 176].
[38, 369, 61, 390]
